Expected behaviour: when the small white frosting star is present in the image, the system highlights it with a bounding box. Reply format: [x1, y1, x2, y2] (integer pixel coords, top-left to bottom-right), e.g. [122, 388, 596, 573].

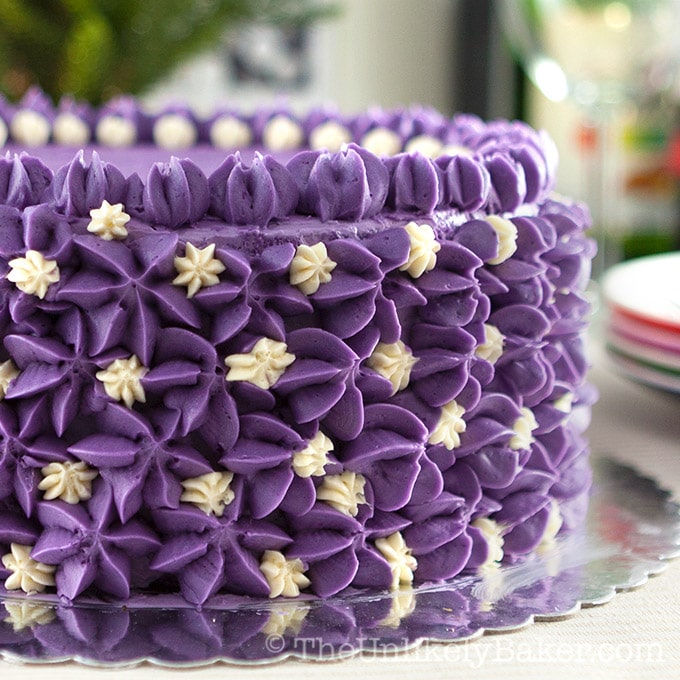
[180, 471, 235, 517]
[486, 215, 518, 265]
[553, 392, 573, 414]
[260, 550, 310, 598]
[39, 461, 98, 504]
[399, 222, 441, 278]
[173, 242, 226, 299]
[367, 340, 418, 394]
[375, 532, 418, 590]
[95, 355, 148, 408]
[2, 544, 56, 594]
[224, 337, 295, 390]
[316, 470, 366, 517]
[292, 431, 334, 478]
[0, 360, 20, 400]
[475, 324, 504, 365]
[289, 242, 337, 295]
[428, 399, 467, 450]
[87, 200, 131, 241]
[7, 250, 60, 299]
[538, 499, 564, 551]
[509, 407, 538, 451]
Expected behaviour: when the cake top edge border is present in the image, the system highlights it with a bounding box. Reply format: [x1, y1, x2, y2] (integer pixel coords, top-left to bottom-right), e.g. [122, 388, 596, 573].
[0, 87, 559, 225]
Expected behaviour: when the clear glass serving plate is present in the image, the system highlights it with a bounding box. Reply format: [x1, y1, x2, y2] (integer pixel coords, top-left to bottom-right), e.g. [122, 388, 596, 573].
[1, 456, 678, 667]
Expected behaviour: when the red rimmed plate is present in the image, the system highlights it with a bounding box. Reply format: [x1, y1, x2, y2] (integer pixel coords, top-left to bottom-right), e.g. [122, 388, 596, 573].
[602, 253, 680, 334]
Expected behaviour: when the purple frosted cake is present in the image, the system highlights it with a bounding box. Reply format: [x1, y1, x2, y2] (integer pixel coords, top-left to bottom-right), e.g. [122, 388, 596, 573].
[0, 89, 594, 605]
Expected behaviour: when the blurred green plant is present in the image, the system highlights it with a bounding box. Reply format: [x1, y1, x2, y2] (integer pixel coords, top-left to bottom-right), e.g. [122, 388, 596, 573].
[0, 0, 336, 104]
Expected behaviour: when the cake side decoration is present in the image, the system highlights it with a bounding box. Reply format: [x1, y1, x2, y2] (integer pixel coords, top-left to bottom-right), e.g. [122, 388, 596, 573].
[367, 340, 418, 394]
[485, 215, 518, 265]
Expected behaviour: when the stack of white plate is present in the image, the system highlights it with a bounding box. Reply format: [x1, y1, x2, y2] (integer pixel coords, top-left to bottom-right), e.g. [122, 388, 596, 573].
[601, 252, 680, 394]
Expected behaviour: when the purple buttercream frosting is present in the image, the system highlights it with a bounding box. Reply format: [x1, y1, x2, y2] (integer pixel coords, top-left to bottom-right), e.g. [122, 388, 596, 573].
[52, 150, 128, 217]
[144, 157, 210, 228]
[0, 92, 595, 606]
[208, 152, 298, 226]
[288, 144, 388, 221]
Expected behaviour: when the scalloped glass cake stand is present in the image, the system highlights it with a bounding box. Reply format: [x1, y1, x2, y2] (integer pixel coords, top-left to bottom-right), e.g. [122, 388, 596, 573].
[0, 456, 678, 668]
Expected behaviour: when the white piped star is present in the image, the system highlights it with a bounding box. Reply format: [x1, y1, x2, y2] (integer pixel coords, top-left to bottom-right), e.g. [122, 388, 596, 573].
[475, 324, 504, 365]
[292, 431, 333, 478]
[486, 215, 518, 265]
[375, 532, 418, 590]
[428, 400, 467, 450]
[399, 222, 441, 278]
[7, 250, 59, 299]
[260, 550, 310, 598]
[96, 355, 148, 408]
[0, 360, 19, 400]
[87, 200, 131, 241]
[180, 471, 235, 517]
[367, 340, 418, 394]
[2, 544, 55, 594]
[289, 242, 337, 295]
[39, 461, 98, 504]
[471, 517, 505, 572]
[224, 337, 295, 390]
[173, 242, 226, 298]
[509, 407, 538, 450]
[316, 471, 366, 517]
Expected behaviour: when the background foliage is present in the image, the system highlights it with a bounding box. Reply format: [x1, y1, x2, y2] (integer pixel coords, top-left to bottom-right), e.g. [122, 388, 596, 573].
[0, 0, 335, 104]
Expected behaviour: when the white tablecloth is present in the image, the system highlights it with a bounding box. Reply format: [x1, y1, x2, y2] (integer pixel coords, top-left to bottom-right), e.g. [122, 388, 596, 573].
[2, 338, 679, 679]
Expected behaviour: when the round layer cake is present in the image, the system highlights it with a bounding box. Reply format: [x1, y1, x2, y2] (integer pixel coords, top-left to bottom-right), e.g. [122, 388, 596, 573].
[0, 89, 594, 605]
